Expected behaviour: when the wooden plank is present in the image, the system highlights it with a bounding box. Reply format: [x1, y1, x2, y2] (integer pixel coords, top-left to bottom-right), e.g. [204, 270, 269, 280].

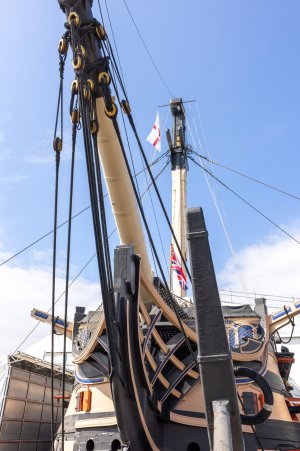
[144, 348, 181, 399]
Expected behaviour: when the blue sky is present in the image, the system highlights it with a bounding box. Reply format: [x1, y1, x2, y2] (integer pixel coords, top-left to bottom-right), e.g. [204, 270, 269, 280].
[0, 1, 300, 354]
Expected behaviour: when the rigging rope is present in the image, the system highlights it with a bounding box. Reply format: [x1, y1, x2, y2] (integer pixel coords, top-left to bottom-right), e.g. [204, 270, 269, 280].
[276, 305, 296, 344]
[192, 150, 300, 202]
[220, 294, 297, 310]
[14, 228, 117, 354]
[0, 205, 91, 267]
[100, 39, 182, 275]
[98, 31, 206, 366]
[125, 109, 192, 281]
[51, 49, 66, 449]
[189, 155, 300, 246]
[110, 114, 198, 368]
[91, 108, 114, 309]
[72, 24, 117, 382]
[103, 48, 159, 275]
[141, 159, 171, 275]
[140, 159, 170, 198]
[185, 107, 249, 297]
[51, 148, 60, 450]
[220, 288, 300, 301]
[61, 119, 77, 447]
[0, 151, 166, 268]
[134, 150, 169, 177]
[103, 0, 128, 96]
[122, 0, 174, 97]
[99, 23, 187, 283]
[103, 41, 191, 280]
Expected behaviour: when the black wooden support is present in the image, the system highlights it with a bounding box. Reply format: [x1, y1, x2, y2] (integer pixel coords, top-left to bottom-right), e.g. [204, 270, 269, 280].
[187, 207, 244, 450]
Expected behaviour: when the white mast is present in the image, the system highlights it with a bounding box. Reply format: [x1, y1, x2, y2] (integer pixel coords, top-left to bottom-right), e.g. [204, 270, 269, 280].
[168, 99, 189, 298]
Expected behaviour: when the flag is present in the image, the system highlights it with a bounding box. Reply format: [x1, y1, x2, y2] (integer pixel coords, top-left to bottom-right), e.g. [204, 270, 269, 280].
[147, 112, 161, 151]
[171, 245, 188, 291]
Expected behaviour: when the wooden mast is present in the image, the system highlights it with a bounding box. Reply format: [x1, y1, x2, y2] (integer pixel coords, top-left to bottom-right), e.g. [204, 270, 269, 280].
[95, 98, 153, 305]
[168, 98, 189, 298]
[59, 0, 153, 307]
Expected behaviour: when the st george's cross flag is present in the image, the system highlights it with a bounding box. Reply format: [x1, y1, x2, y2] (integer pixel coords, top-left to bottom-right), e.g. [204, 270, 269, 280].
[171, 244, 188, 291]
[147, 113, 161, 151]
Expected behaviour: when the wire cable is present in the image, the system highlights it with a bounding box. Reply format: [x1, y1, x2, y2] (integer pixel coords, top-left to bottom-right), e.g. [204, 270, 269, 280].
[190, 102, 251, 298]
[50, 50, 66, 450]
[140, 159, 170, 198]
[110, 113, 198, 368]
[100, 25, 178, 282]
[135, 150, 169, 177]
[105, 59, 199, 364]
[185, 109, 249, 297]
[102, 40, 161, 276]
[220, 288, 299, 301]
[189, 155, 300, 246]
[51, 148, 61, 450]
[141, 159, 171, 274]
[192, 150, 300, 202]
[14, 227, 117, 354]
[276, 306, 295, 344]
[125, 109, 192, 281]
[0, 158, 169, 268]
[219, 293, 297, 310]
[122, 0, 174, 98]
[103, 0, 127, 96]
[0, 205, 91, 267]
[61, 118, 77, 448]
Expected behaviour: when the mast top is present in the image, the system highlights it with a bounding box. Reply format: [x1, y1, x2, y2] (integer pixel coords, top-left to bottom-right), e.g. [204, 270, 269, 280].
[167, 98, 190, 171]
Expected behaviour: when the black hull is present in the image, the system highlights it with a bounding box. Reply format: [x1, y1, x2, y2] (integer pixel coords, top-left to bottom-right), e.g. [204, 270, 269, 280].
[109, 251, 300, 451]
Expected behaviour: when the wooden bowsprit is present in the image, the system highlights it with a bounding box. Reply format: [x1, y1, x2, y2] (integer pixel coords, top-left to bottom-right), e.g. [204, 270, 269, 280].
[187, 207, 244, 451]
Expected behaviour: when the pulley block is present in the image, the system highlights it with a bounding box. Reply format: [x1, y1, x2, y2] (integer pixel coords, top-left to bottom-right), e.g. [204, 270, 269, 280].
[68, 11, 81, 28]
[90, 120, 98, 134]
[58, 37, 68, 55]
[71, 80, 78, 94]
[72, 55, 83, 71]
[71, 109, 80, 124]
[53, 137, 63, 152]
[121, 100, 131, 115]
[104, 102, 118, 119]
[87, 79, 95, 92]
[98, 71, 111, 86]
[95, 24, 107, 40]
[83, 86, 91, 100]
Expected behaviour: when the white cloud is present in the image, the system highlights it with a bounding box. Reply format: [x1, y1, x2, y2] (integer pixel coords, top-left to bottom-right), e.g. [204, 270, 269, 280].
[218, 223, 300, 383]
[23, 129, 56, 165]
[0, 129, 11, 161]
[0, 243, 13, 263]
[0, 174, 30, 184]
[23, 128, 76, 165]
[218, 222, 300, 299]
[0, 259, 101, 356]
[2, 221, 300, 381]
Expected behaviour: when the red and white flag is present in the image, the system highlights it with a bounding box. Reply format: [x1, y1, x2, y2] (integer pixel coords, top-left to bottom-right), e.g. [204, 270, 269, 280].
[147, 113, 161, 151]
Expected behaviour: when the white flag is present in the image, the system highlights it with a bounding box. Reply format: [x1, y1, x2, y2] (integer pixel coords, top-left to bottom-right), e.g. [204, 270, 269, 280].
[147, 113, 161, 151]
